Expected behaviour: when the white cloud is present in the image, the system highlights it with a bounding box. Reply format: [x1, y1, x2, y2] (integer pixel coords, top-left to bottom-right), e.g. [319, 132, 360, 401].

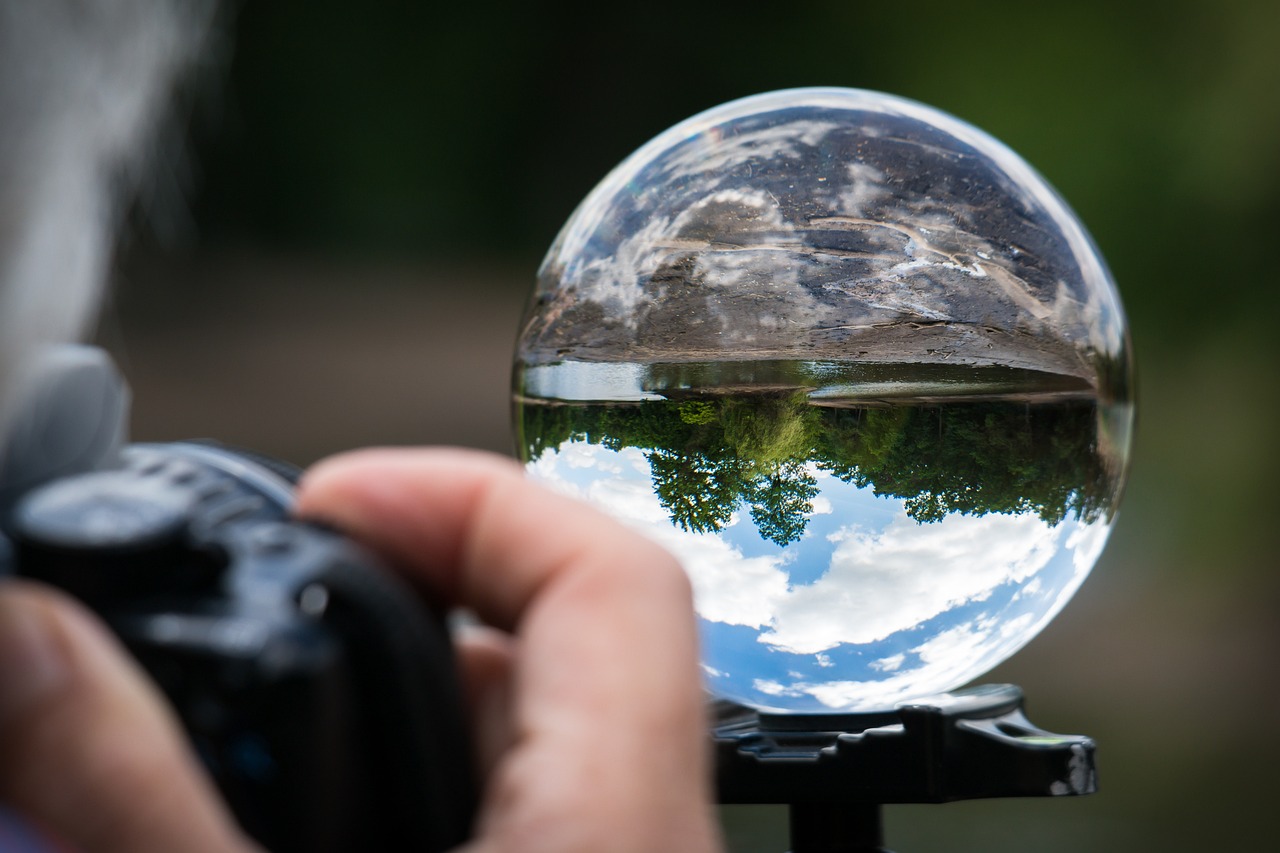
[561, 442, 623, 473]
[525, 452, 586, 500]
[753, 679, 789, 697]
[1010, 518, 1112, 650]
[870, 653, 905, 672]
[1068, 519, 1111, 576]
[793, 615, 1041, 711]
[530, 444, 792, 628]
[672, 531, 790, 628]
[570, 215, 678, 321]
[759, 511, 1061, 653]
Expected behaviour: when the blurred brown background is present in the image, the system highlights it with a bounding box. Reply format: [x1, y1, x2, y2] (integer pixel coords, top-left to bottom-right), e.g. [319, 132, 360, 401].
[97, 1, 1280, 849]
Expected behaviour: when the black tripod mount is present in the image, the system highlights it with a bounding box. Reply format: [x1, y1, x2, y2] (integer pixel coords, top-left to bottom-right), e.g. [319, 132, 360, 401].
[713, 683, 1096, 852]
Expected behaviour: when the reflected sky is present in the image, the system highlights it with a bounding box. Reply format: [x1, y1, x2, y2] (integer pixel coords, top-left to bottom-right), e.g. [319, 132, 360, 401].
[527, 436, 1110, 713]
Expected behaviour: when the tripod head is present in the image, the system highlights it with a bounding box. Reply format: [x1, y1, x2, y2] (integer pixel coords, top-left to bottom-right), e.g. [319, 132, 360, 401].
[715, 683, 1095, 852]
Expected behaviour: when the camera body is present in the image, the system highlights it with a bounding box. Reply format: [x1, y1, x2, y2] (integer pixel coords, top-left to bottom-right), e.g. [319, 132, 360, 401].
[0, 347, 474, 852]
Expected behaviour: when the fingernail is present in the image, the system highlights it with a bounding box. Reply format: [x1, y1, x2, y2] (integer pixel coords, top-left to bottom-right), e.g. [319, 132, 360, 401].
[0, 590, 70, 726]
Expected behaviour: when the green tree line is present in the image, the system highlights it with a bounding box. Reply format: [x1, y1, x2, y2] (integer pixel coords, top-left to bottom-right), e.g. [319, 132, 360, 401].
[518, 392, 1118, 546]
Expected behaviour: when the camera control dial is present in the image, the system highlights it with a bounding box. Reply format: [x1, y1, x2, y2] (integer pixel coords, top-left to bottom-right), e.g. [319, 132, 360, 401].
[11, 469, 223, 601]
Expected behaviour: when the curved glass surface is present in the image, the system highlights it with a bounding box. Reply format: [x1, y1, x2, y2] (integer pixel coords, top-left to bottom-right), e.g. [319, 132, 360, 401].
[514, 88, 1133, 713]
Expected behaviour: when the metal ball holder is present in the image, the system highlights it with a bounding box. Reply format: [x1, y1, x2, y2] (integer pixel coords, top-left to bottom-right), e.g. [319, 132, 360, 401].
[714, 684, 1095, 852]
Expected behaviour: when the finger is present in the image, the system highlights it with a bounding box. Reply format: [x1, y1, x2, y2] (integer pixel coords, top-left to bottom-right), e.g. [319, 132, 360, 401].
[297, 447, 722, 852]
[454, 624, 515, 781]
[0, 582, 258, 853]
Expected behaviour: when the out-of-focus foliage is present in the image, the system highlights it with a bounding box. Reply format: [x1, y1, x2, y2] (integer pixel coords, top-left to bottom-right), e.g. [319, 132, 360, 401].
[191, 0, 1280, 349]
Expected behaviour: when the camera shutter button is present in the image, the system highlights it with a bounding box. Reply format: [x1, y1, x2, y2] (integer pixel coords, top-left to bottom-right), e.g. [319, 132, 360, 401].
[13, 471, 210, 601]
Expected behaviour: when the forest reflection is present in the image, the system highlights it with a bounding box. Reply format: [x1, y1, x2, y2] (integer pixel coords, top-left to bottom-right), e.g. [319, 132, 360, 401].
[519, 391, 1118, 547]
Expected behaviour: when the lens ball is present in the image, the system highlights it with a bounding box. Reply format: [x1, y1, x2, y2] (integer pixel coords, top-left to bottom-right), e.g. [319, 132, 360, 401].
[514, 88, 1133, 713]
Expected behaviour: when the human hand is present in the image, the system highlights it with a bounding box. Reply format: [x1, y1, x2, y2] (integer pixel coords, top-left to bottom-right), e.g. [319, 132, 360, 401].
[0, 447, 723, 852]
[0, 582, 259, 851]
[295, 448, 724, 853]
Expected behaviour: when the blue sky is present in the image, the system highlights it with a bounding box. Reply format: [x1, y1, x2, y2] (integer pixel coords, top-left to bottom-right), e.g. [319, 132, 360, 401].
[528, 438, 1111, 713]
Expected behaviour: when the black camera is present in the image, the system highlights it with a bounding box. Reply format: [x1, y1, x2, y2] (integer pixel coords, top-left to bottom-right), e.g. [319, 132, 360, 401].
[0, 347, 475, 852]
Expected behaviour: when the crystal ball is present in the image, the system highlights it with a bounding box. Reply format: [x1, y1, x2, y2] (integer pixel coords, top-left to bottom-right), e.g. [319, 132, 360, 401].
[513, 88, 1133, 713]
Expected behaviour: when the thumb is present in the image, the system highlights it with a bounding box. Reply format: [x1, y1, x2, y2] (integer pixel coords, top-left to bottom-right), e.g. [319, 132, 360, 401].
[0, 581, 257, 852]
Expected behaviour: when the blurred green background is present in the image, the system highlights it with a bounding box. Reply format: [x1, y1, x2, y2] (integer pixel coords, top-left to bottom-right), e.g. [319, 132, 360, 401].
[99, 1, 1280, 850]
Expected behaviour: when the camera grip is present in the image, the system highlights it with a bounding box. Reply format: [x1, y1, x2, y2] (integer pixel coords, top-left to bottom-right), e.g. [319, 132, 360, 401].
[4, 442, 476, 851]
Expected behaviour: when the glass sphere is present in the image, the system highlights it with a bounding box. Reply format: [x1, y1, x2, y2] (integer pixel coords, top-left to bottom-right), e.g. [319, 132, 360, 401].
[513, 88, 1133, 713]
